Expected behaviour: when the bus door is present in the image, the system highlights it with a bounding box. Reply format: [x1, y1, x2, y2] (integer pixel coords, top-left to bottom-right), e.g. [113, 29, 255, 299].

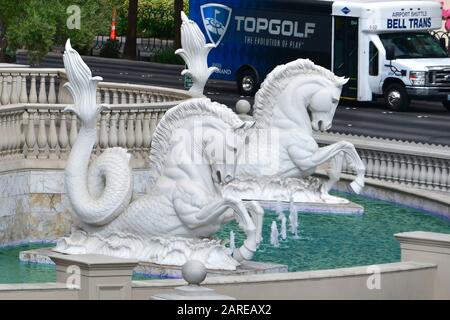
[333, 16, 358, 99]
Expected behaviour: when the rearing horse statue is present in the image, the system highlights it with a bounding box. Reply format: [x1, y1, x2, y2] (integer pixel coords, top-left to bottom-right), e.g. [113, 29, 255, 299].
[228, 59, 365, 203]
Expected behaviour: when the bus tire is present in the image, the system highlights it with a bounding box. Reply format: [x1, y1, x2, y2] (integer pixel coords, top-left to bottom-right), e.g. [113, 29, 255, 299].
[383, 83, 410, 111]
[237, 68, 258, 96]
[442, 101, 450, 111]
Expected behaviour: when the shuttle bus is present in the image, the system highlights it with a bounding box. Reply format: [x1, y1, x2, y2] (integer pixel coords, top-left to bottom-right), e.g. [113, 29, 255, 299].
[189, 0, 450, 111]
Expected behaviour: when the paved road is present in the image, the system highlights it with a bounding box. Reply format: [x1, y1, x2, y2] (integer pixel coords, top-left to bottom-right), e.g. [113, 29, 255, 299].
[18, 53, 450, 146]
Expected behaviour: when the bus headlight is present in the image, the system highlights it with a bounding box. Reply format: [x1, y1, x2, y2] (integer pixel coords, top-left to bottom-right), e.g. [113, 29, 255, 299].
[409, 71, 426, 86]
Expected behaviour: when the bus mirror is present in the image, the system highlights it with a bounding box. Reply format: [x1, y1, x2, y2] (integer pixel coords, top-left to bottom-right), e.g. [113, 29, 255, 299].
[386, 45, 396, 61]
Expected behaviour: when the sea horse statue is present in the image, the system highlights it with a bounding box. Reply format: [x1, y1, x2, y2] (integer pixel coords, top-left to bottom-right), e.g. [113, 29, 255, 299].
[55, 40, 263, 270]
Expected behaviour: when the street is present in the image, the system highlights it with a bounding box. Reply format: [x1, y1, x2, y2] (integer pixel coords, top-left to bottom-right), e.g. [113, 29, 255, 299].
[20, 52, 450, 146]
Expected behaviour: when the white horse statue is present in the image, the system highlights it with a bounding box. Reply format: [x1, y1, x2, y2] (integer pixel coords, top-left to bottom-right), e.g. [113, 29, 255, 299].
[224, 59, 366, 204]
[55, 40, 263, 271]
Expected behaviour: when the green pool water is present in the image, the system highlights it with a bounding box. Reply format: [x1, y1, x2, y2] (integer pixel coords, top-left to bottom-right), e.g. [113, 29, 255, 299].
[1, 192, 450, 284]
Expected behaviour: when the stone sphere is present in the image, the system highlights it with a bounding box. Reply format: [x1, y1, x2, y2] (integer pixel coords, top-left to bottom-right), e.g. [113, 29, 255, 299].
[236, 99, 251, 114]
[182, 260, 207, 285]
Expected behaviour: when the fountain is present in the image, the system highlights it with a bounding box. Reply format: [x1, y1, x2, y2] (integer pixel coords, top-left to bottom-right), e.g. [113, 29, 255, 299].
[289, 197, 299, 238]
[51, 12, 364, 272]
[270, 221, 280, 248]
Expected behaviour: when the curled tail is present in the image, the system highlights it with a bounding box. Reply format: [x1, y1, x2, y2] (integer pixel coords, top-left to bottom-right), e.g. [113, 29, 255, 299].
[64, 39, 133, 226]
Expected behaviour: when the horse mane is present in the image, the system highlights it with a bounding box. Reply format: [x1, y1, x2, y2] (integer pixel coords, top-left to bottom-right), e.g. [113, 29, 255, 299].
[253, 59, 348, 128]
[148, 97, 244, 184]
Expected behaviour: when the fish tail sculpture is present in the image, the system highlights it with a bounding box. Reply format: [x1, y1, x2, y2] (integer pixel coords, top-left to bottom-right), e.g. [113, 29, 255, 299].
[63, 39, 133, 227]
[175, 11, 219, 96]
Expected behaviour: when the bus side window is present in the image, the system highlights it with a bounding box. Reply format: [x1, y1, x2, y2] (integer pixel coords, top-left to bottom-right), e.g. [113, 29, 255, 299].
[369, 42, 379, 76]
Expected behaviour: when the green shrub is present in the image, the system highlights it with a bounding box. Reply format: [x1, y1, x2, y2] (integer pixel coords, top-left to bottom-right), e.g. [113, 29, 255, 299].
[151, 48, 184, 65]
[100, 39, 121, 58]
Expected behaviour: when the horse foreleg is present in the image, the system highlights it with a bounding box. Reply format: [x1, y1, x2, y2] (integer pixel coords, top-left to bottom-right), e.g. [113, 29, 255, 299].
[320, 152, 345, 202]
[245, 201, 264, 246]
[289, 141, 365, 194]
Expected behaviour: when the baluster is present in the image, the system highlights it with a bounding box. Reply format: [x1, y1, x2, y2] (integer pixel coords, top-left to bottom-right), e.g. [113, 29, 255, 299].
[10, 74, 19, 104]
[385, 154, 393, 182]
[1, 76, 10, 105]
[143, 93, 149, 103]
[104, 89, 110, 105]
[11, 113, 19, 157]
[0, 76, 3, 104]
[129, 91, 136, 104]
[59, 113, 69, 159]
[372, 152, 380, 179]
[25, 110, 37, 159]
[37, 111, 47, 159]
[38, 75, 48, 104]
[126, 112, 135, 152]
[0, 114, 6, 158]
[108, 111, 119, 147]
[118, 112, 127, 147]
[136, 92, 142, 104]
[142, 112, 151, 154]
[432, 160, 442, 191]
[365, 151, 373, 178]
[135, 113, 143, 158]
[379, 153, 387, 180]
[112, 90, 119, 104]
[99, 112, 109, 150]
[29, 74, 38, 103]
[419, 159, 428, 189]
[405, 156, 414, 186]
[412, 157, 421, 188]
[399, 155, 407, 185]
[20, 75, 28, 103]
[157, 110, 165, 124]
[391, 155, 400, 184]
[149, 111, 158, 139]
[150, 94, 156, 103]
[69, 114, 78, 147]
[440, 160, 449, 192]
[425, 158, 435, 190]
[48, 75, 57, 104]
[18, 112, 26, 159]
[121, 91, 128, 104]
[48, 111, 58, 159]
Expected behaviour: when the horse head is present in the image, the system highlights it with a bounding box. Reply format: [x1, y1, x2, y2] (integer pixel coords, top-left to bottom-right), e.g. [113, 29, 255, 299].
[307, 77, 349, 132]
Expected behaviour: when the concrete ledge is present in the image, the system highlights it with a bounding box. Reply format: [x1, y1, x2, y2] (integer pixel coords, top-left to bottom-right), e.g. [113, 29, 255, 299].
[132, 261, 437, 300]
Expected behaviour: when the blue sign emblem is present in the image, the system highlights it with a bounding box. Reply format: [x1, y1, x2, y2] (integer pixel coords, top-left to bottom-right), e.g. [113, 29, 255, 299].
[341, 7, 351, 15]
[200, 3, 232, 46]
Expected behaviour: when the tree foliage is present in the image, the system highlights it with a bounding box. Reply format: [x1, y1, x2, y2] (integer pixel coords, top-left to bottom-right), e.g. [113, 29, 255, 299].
[1, 0, 119, 64]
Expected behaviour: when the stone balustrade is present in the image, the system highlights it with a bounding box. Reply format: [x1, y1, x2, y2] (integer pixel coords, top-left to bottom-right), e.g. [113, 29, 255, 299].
[0, 68, 192, 107]
[315, 132, 450, 192]
[0, 103, 174, 171]
[0, 67, 194, 172]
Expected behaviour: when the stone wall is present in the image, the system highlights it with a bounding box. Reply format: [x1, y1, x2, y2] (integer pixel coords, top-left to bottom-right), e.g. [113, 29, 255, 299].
[0, 169, 152, 245]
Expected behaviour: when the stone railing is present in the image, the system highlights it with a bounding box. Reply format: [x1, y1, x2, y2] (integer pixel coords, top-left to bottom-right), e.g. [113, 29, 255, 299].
[0, 102, 176, 171]
[315, 132, 450, 192]
[0, 68, 192, 106]
[0, 68, 194, 172]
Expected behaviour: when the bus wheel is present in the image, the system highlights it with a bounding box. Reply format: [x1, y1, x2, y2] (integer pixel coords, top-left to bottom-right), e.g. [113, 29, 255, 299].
[442, 101, 450, 111]
[237, 69, 258, 96]
[384, 83, 410, 111]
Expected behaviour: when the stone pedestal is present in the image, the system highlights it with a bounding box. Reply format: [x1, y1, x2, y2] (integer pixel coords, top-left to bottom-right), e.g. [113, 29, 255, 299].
[49, 253, 138, 300]
[395, 231, 450, 299]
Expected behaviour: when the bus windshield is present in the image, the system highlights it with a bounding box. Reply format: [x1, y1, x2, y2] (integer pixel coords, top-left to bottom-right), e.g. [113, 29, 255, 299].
[379, 32, 448, 59]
